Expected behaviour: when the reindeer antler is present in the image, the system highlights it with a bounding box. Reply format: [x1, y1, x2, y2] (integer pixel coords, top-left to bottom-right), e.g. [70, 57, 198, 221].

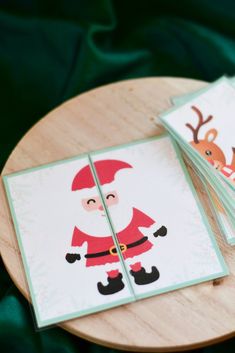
[185, 106, 213, 144]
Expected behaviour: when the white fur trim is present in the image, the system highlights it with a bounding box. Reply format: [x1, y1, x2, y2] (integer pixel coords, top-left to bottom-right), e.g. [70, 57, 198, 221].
[68, 246, 80, 254]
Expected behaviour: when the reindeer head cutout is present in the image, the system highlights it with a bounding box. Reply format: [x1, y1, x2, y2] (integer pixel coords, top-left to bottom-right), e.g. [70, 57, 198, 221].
[186, 106, 226, 170]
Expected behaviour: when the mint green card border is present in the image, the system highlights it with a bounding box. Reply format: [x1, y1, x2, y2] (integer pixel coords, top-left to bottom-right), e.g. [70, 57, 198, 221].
[160, 76, 235, 194]
[3, 154, 135, 328]
[161, 109, 235, 217]
[172, 79, 235, 242]
[89, 135, 229, 301]
[162, 125, 235, 232]
[172, 76, 235, 106]
[191, 158, 235, 245]
[3, 134, 229, 327]
[171, 80, 235, 245]
[88, 154, 136, 299]
[179, 145, 235, 245]
[204, 182, 235, 246]
[172, 78, 235, 195]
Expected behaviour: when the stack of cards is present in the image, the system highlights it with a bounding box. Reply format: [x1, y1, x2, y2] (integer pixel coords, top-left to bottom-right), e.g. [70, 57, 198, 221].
[160, 77, 235, 245]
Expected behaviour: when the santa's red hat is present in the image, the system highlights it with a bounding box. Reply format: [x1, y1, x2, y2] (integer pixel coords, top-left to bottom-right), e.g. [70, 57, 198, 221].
[72, 159, 132, 191]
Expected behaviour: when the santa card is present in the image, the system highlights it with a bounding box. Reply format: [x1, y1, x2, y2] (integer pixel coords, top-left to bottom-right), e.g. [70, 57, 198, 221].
[3, 135, 228, 328]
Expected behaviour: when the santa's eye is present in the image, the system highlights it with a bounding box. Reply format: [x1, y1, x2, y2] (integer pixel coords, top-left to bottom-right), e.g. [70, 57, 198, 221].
[87, 199, 96, 205]
[106, 193, 115, 200]
[205, 150, 212, 156]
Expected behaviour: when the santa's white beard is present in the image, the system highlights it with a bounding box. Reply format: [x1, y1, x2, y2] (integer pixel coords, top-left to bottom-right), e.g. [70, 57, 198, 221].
[100, 175, 137, 234]
[75, 197, 134, 237]
[107, 201, 134, 234]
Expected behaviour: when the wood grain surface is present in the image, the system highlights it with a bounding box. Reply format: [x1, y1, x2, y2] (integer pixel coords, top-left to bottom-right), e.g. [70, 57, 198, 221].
[1, 77, 235, 352]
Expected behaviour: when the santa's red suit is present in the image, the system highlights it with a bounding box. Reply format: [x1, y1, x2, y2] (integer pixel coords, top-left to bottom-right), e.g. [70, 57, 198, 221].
[72, 207, 154, 267]
[66, 159, 165, 294]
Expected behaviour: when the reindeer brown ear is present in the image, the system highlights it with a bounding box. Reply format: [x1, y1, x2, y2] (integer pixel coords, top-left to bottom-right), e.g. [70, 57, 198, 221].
[205, 129, 218, 142]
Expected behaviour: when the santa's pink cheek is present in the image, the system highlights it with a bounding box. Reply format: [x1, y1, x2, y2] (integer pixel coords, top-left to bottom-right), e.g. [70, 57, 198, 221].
[106, 195, 119, 207]
[81, 197, 100, 211]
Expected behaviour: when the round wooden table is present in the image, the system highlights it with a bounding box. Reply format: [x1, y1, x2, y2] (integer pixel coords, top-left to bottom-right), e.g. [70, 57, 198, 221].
[0, 77, 235, 352]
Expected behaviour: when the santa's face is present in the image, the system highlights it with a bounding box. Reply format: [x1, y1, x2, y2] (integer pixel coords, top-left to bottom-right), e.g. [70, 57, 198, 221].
[76, 179, 134, 236]
[82, 190, 119, 213]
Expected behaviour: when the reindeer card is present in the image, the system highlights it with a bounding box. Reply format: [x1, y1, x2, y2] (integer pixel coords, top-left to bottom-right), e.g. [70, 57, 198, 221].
[161, 78, 235, 228]
[161, 78, 235, 189]
[3, 136, 228, 328]
[184, 146, 235, 245]
[171, 80, 235, 244]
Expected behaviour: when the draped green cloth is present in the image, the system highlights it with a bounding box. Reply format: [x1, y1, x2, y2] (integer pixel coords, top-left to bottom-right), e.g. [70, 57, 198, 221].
[1, 1, 235, 352]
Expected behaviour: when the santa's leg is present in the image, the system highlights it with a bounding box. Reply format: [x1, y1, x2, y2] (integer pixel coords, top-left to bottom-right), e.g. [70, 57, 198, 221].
[129, 261, 160, 285]
[97, 269, 125, 295]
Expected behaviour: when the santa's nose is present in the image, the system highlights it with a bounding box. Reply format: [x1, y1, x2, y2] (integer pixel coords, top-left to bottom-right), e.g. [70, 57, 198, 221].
[98, 205, 104, 211]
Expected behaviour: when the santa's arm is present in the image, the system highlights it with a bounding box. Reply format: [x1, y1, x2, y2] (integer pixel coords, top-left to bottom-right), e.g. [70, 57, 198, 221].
[134, 208, 168, 238]
[65, 227, 83, 264]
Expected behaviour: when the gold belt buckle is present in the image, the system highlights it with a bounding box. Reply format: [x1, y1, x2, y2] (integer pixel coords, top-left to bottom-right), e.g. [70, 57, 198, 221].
[109, 243, 127, 256]
[119, 243, 127, 253]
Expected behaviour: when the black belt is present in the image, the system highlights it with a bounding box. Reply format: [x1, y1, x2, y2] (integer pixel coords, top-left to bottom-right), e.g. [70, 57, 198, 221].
[85, 236, 148, 258]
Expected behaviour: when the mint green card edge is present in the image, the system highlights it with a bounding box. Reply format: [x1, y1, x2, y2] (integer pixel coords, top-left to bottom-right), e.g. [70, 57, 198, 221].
[35, 296, 135, 328]
[135, 270, 227, 300]
[194, 165, 235, 244]
[90, 134, 167, 155]
[228, 238, 235, 245]
[169, 127, 234, 234]
[3, 174, 43, 326]
[161, 118, 235, 217]
[171, 76, 234, 105]
[3, 158, 135, 328]
[172, 76, 235, 107]
[171, 79, 235, 244]
[159, 75, 235, 193]
[182, 133, 235, 226]
[90, 135, 229, 300]
[170, 138, 228, 274]
[188, 160, 235, 244]
[203, 182, 235, 245]
[160, 76, 228, 119]
[88, 154, 136, 299]
[163, 123, 235, 231]
[3, 134, 167, 179]
[172, 79, 235, 193]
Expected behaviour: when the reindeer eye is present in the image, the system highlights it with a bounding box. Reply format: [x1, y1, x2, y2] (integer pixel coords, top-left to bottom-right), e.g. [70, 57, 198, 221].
[205, 150, 212, 156]
[87, 199, 96, 205]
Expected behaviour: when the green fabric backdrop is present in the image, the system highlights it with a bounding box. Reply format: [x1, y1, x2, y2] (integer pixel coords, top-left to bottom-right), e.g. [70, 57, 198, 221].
[1, 0, 235, 352]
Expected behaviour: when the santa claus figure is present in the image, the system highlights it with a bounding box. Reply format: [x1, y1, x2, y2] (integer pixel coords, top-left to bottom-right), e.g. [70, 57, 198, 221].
[65, 159, 167, 295]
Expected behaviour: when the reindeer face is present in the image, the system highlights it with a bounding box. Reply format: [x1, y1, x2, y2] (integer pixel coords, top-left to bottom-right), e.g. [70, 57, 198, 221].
[190, 128, 226, 168]
[190, 140, 226, 169]
[186, 106, 226, 169]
